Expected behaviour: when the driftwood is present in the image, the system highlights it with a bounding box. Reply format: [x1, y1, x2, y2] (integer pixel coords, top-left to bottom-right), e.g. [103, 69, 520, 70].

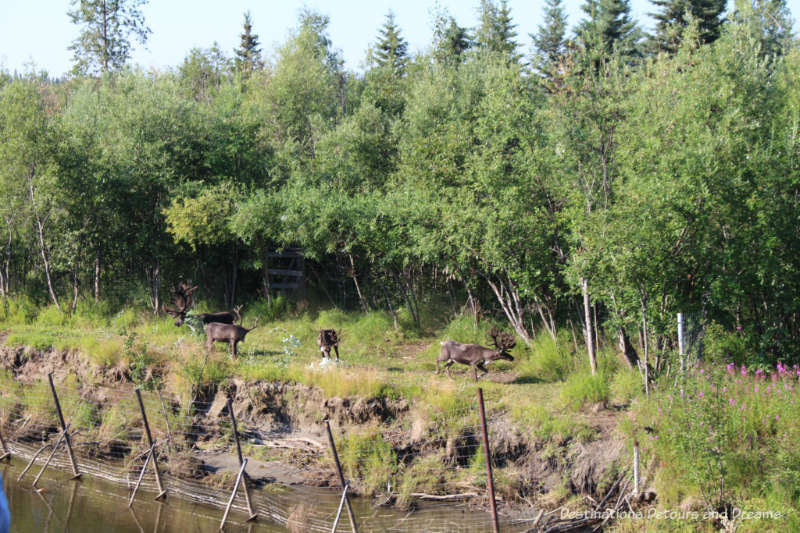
[409, 492, 479, 501]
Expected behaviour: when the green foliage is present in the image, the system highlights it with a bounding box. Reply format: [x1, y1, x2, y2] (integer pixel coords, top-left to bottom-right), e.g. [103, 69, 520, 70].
[339, 426, 397, 495]
[559, 371, 610, 409]
[641, 365, 800, 515]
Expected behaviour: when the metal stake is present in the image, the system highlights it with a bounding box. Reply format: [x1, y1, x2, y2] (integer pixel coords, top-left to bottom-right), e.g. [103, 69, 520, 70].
[478, 388, 500, 533]
[227, 398, 256, 521]
[324, 418, 358, 533]
[135, 388, 166, 500]
[32, 424, 71, 488]
[219, 458, 248, 530]
[331, 483, 350, 533]
[128, 441, 156, 507]
[47, 373, 80, 479]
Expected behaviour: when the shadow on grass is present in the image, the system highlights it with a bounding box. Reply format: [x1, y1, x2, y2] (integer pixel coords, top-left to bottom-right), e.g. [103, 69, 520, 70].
[511, 375, 544, 384]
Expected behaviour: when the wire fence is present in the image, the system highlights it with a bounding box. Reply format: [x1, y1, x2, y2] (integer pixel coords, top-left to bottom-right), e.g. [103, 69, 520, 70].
[0, 373, 569, 532]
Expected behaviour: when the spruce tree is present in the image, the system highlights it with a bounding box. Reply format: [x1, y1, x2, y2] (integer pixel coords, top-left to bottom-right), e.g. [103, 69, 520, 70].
[433, 15, 472, 66]
[476, 0, 520, 62]
[373, 11, 409, 75]
[67, 0, 151, 75]
[578, 0, 640, 60]
[234, 11, 263, 76]
[531, 0, 569, 78]
[650, 0, 728, 52]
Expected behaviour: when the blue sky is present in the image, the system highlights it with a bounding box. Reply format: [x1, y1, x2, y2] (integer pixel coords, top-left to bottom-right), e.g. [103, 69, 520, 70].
[1, 0, 797, 77]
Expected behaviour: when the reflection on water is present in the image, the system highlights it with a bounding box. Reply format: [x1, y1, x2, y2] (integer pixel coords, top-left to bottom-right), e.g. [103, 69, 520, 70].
[3, 459, 288, 533]
[2, 456, 529, 532]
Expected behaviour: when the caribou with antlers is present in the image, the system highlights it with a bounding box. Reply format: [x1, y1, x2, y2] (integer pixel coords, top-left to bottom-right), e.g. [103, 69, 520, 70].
[163, 280, 242, 328]
[436, 327, 516, 381]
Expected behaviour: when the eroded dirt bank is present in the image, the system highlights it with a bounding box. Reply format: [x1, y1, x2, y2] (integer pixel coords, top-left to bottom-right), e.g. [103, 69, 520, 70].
[0, 344, 626, 512]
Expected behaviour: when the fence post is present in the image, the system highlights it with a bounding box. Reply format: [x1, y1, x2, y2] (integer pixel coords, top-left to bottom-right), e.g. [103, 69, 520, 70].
[227, 398, 257, 521]
[128, 440, 156, 507]
[47, 373, 80, 479]
[324, 418, 358, 533]
[477, 388, 500, 533]
[134, 387, 166, 500]
[219, 458, 248, 530]
[32, 423, 71, 488]
[330, 483, 350, 533]
[633, 441, 640, 498]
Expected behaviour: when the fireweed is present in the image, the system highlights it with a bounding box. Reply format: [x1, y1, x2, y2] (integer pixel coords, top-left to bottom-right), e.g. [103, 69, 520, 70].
[639, 363, 800, 526]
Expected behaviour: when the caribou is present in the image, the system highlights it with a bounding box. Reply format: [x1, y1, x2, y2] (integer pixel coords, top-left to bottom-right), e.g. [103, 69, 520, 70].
[317, 329, 340, 360]
[163, 280, 242, 329]
[206, 318, 259, 360]
[436, 327, 516, 381]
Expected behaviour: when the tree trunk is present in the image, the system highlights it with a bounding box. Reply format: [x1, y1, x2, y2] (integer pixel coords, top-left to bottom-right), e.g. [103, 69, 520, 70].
[71, 268, 79, 313]
[94, 248, 101, 304]
[149, 260, 161, 314]
[28, 170, 60, 311]
[349, 254, 368, 313]
[534, 299, 557, 340]
[486, 274, 532, 345]
[640, 295, 650, 396]
[378, 273, 398, 330]
[262, 253, 272, 305]
[617, 328, 639, 370]
[466, 285, 479, 329]
[582, 278, 596, 375]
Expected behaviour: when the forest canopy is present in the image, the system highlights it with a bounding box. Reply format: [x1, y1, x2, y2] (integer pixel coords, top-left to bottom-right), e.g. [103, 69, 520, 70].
[0, 0, 798, 368]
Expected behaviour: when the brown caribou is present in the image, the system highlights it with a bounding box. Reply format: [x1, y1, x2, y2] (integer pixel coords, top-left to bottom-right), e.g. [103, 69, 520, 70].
[317, 329, 340, 360]
[205, 317, 259, 360]
[436, 327, 516, 381]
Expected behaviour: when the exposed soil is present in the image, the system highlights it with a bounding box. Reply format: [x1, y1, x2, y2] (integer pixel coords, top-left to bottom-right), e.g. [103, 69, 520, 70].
[0, 343, 626, 510]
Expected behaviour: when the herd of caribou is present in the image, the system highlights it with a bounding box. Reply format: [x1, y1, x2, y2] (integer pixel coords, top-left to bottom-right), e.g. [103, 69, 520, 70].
[163, 281, 515, 380]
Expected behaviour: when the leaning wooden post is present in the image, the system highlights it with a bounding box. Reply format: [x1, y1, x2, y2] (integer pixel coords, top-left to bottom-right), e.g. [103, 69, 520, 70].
[477, 388, 500, 533]
[47, 373, 80, 479]
[32, 423, 71, 488]
[227, 398, 257, 521]
[324, 418, 358, 533]
[219, 458, 248, 530]
[134, 388, 166, 500]
[128, 440, 156, 507]
[330, 483, 350, 533]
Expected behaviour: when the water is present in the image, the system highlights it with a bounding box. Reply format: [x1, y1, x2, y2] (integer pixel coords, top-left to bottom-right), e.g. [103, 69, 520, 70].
[1, 457, 529, 532]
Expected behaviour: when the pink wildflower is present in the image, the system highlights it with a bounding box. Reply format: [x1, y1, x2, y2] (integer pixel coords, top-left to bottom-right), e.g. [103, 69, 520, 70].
[698, 391, 705, 399]
[741, 365, 748, 376]
[729, 397, 735, 406]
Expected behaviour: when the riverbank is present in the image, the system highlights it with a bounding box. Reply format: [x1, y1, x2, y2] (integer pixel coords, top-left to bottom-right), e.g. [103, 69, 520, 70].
[0, 307, 633, 528]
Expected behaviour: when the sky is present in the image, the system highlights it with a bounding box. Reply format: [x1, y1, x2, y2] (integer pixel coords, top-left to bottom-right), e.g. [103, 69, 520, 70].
[0, 0, 798, 77]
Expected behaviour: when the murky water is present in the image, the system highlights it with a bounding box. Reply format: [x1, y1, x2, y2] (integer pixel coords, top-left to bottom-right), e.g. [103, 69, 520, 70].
[1, 456, 532, 532]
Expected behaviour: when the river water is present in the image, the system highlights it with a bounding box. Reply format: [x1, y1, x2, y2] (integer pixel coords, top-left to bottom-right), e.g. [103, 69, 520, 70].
[1, 456, 531, 532]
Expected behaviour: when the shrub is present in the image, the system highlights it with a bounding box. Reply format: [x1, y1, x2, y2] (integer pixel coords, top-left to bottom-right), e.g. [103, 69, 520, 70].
[559, 371, 610, 410]
[610, 368, 642, 404]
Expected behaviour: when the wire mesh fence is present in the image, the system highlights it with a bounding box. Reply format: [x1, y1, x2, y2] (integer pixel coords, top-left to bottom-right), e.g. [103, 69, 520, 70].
[0, 374, 553, 532]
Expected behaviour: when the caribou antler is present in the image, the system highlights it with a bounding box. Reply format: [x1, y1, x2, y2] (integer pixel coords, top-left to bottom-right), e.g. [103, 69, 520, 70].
[232, 305, 244, 325]
[488, 327, 516, 351]
[164, 280, 197, 322]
